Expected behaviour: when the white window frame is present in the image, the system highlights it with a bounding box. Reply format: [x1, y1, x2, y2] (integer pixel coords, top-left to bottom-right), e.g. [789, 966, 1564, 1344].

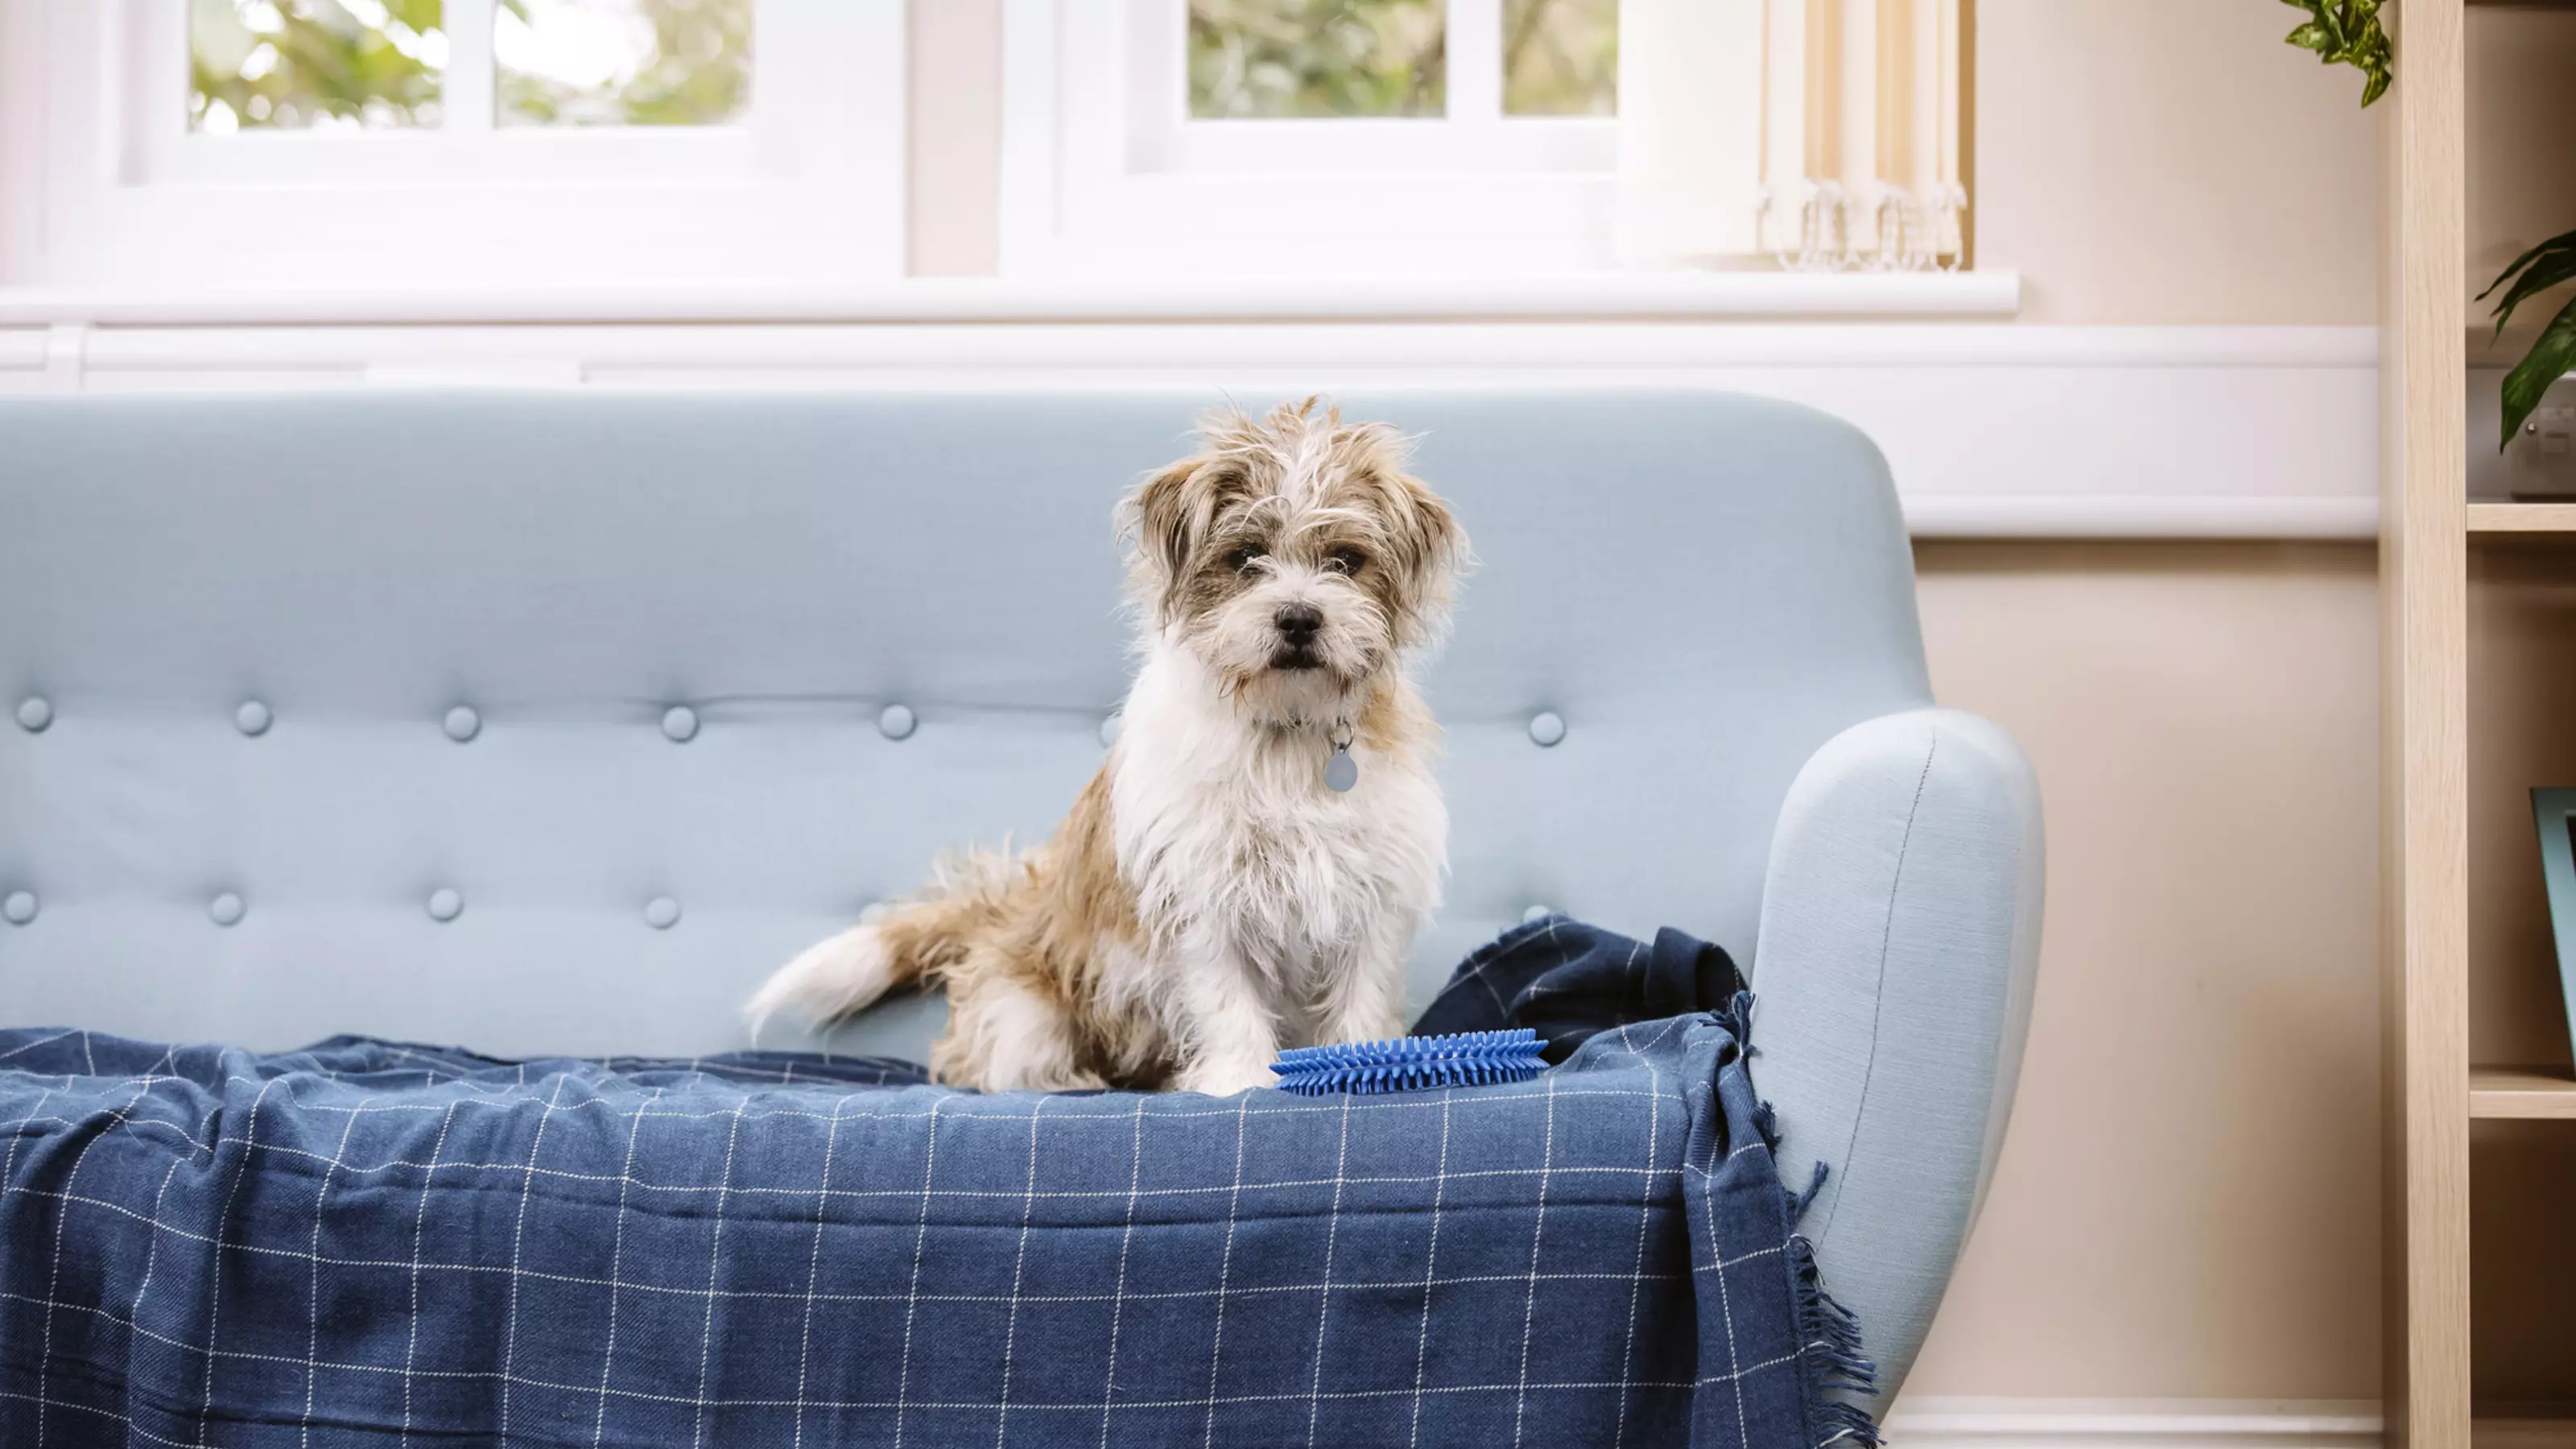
[0, 0, 906, 292]
[1001, 0, 1619, 279]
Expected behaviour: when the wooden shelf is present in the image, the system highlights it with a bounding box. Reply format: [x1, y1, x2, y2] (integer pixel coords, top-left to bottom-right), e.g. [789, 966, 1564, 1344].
[2467, 502, 2576, 533]
[2476, 1417, 2576, 1449]
[2471, 1068, 2576, 1118]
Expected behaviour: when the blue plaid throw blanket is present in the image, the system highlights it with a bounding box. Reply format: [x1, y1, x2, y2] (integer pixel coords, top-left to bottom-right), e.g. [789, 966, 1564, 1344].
[0, 928, 1875, 1447]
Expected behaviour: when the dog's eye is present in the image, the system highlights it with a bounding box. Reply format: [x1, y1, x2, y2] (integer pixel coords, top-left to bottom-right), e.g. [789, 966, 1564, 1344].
[1325, 547, 1367, 576]
[1226, 544, 1267, 573]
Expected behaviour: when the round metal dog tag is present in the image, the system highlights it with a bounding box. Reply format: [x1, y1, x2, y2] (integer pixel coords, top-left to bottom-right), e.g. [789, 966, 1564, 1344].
[1325, 744, 1358, 793]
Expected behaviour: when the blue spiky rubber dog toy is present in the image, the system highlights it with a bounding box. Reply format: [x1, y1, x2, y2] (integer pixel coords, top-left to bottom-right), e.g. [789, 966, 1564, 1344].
[1269, 1029, 1549, 1096]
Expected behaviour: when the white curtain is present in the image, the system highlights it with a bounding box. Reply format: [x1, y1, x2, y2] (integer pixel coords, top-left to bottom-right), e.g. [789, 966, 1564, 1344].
[1615, 0, 1967, 272]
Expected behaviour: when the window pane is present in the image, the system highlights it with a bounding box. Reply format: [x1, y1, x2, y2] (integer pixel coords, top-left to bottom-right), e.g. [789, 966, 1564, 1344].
[190, 0, 447, 133]
[1503, 0, 1615, 116]
[496, 0, 751, 127]
[1189, 0, 1445, 119]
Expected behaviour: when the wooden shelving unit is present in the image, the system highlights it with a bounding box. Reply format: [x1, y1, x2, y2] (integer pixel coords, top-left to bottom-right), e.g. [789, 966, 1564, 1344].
[2390, 2, 2576, 1441]
[2467, 502, 2576, 532]
[2384, 0, 2471, 1443]
[2469, 1068, 2576, 1119]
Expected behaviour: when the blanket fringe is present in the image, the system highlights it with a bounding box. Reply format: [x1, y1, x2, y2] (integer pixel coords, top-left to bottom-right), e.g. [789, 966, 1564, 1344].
[1789, 1229, 1884, 1449]
[1728, 987, 1885, 1447]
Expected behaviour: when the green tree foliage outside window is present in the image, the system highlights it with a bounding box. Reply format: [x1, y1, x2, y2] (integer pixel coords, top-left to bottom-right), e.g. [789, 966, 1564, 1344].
[1189, 0, 1447, 118]
[190, 0, 749, 131]
[191, 0, 446, 131]
[1502, 0, 1615, 118]
[1187, 0, 1615, 121]
[498, 0, 749, 128]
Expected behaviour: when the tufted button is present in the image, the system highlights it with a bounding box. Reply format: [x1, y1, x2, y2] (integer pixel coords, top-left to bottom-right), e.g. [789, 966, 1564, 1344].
[207, 892, 246, 927]
[878, 704, 917, 741]
[1100, 713, 1123, 747]
[661, 705, 700, 743]
[443, 705, 481, 743]
[234, 700, 273, 737]
[2, 891, 35, 926]
[15, 697, 52, 733]
[643, 896, 682, 930]
[1523, 905, 1554, 924]
[426, 888, 463, 923]
[1526, 711, 1567, 748]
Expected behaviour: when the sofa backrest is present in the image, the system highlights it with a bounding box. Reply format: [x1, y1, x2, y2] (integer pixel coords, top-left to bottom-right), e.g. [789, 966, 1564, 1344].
[0, 389, 1931, 1058]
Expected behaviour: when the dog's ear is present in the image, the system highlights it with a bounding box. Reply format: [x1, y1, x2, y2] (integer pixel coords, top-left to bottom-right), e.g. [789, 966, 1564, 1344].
[1125, 460, 1198, 588]
[1390, 473, 1467, 588]
[1121, 455, 1238, 621]
[1381, 469, 1469, 626]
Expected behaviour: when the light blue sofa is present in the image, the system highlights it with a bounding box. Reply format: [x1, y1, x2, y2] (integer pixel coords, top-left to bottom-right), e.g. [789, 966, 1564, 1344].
[0, 388, 2040, 1410]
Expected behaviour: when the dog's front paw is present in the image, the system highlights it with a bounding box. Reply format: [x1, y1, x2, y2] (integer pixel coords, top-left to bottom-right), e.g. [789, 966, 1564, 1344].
[1177, 1055, 1280, 1097]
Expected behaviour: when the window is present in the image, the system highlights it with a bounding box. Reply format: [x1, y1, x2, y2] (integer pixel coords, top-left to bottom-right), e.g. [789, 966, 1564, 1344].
[1003, 0, 1968, 281]
[1185, 0, 1617, 120]
[1003, 0, 1624, 278]
[1, 1, 902, 291]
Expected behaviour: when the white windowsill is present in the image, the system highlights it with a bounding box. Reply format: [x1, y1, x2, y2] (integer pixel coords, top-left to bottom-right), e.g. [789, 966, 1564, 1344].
[0, 271, 2021, 327]
[0, 313, 2373, 543]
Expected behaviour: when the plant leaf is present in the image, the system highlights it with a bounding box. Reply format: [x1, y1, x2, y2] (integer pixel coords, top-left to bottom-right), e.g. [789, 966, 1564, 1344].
[2281, 0, 2394, 106]
[2477, 229, 2576, 303]
[2484, 244, 2576, 337]
[2500, 295, 2576, 452]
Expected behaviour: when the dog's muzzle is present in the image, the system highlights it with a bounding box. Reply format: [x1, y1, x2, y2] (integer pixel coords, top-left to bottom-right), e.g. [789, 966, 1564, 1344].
[1271, 601, 1326, 671]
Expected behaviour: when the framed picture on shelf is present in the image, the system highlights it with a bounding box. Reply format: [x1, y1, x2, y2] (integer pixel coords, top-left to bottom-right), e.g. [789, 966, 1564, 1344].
[2530, 788, 2576, 1052]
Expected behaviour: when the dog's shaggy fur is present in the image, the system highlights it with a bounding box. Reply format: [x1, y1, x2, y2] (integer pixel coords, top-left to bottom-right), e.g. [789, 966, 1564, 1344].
[745, 399, 1467, 1094]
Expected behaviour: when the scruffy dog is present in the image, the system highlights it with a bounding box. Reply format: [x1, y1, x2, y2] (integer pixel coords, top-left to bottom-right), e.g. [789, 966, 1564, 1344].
[746, 399, 1466, 1095]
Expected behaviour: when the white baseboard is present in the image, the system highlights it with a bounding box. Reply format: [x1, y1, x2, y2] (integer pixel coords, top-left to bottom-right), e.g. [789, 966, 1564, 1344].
[1883, 1398, 2576, 1448]
[0, 320, 2377, 541]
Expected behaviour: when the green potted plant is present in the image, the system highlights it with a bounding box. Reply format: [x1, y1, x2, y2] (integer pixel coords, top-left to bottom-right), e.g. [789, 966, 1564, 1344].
[2283, 0, 2392, 105]
[2281, 0, 2574, 448]
[2481, 237, 2576, 452]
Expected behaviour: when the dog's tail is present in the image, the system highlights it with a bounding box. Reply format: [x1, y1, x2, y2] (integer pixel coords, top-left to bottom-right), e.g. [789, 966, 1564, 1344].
[744, 848, 1029, 1040]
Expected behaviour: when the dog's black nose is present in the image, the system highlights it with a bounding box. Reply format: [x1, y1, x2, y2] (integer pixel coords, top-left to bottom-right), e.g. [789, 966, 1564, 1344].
[1275, 602, 1323, 643]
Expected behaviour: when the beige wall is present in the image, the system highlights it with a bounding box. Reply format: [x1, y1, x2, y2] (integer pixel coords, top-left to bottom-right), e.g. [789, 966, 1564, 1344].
[1973, 0, 2378, 325]
[1931, 6, 2384, 1397]
[1905, 543, 2384, 1397]
[902, 0, 2408, 1403]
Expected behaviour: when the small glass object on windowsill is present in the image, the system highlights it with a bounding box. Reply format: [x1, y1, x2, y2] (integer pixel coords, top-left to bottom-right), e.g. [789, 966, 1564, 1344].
[1761, 181, 1967, 276]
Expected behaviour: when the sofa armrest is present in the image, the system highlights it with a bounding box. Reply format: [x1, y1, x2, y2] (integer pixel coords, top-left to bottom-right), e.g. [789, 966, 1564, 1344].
[1747, 707, 2043, 1411]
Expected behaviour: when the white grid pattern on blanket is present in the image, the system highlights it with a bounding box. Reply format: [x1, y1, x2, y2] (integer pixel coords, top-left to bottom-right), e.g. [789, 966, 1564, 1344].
[0, 1024, 1814, 1447]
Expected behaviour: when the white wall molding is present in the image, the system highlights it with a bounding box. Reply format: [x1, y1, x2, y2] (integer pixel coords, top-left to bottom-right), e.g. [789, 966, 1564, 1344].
[1902, 496, 2379, 541]
[0, 275, 2021, 326]
[1885, 1398, 2384, 1447]
[1884, 1397, 2576, 1447]
[0, 320, 2376, 541]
